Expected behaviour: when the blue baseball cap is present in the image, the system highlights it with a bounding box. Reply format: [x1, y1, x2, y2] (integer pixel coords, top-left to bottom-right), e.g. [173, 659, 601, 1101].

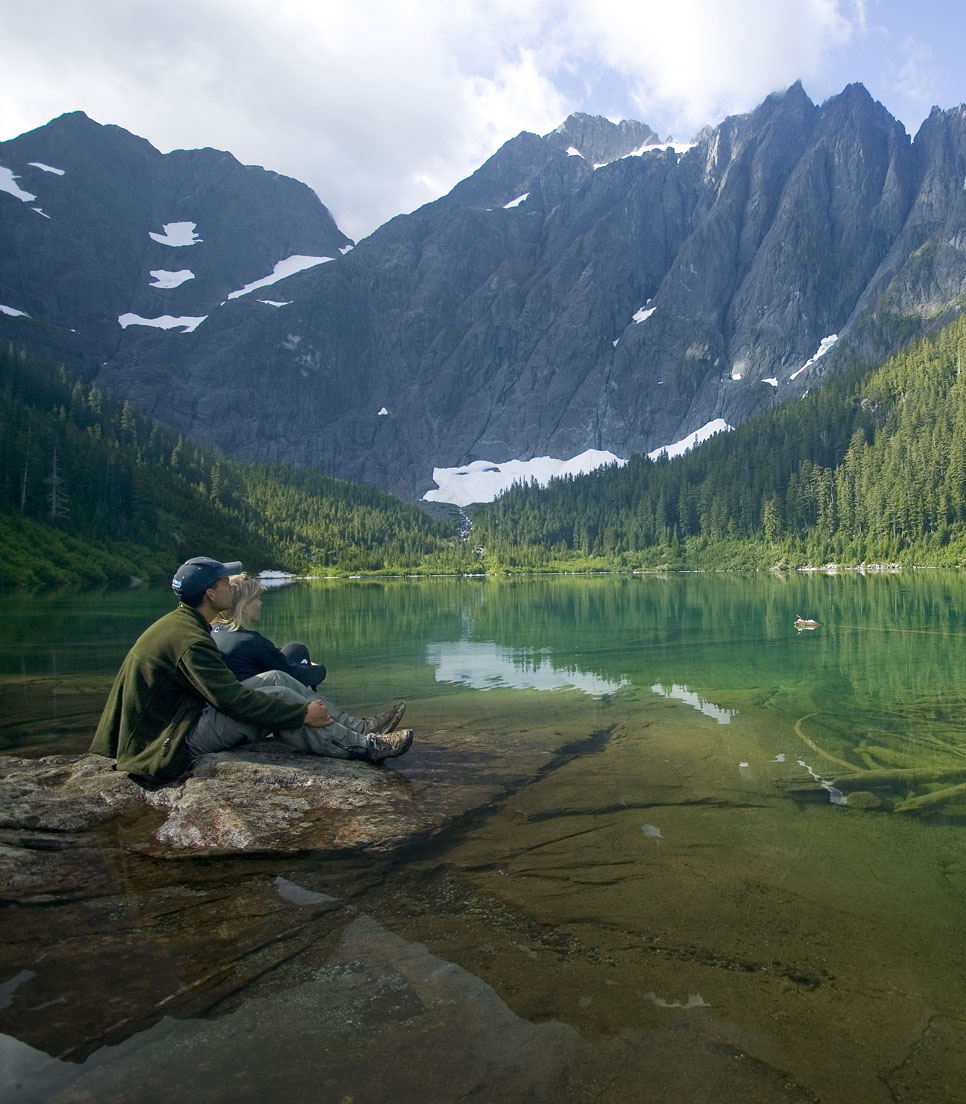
[171, 556, 242, 599]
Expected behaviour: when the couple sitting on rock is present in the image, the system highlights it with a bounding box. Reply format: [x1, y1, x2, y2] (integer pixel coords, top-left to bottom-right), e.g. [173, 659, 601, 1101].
[91, 556, 412, 787]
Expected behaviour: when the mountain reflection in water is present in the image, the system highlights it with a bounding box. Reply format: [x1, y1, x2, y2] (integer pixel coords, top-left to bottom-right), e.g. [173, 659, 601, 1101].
[427, 640, 629, 697]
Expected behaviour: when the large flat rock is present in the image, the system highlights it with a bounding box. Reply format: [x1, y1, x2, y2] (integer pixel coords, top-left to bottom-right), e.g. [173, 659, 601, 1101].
[0, 721, 587, 902]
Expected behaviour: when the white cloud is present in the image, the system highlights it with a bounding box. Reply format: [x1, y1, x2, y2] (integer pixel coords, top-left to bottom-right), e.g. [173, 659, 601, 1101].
[894, 35, 937, 115]
[561, 0, 862, 137]
[0, 0, 886, 241]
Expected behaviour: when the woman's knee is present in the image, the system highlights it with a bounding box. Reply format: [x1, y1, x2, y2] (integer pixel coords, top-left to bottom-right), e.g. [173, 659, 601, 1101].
[243, 670, 305, 693]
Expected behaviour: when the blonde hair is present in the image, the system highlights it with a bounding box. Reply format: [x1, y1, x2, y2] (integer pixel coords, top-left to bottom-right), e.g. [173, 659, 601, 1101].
[214, 573, 265, 630]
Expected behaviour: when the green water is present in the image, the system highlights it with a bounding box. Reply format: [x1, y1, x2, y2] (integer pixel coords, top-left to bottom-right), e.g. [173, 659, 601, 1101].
[3, 572, 966, 1101]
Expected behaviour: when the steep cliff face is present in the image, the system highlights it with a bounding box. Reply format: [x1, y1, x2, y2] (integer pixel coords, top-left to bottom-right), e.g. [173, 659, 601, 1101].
[3, 92, 966, 500]
[0, 111, 351, 372]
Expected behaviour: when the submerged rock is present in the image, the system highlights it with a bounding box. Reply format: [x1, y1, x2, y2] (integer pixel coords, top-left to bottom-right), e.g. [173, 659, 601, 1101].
[0, 729, 563, 901]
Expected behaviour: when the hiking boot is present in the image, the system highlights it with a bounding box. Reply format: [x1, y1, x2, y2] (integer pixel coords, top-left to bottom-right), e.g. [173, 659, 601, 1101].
[364, 728, 414, 761]
[363, 700, 406, 735]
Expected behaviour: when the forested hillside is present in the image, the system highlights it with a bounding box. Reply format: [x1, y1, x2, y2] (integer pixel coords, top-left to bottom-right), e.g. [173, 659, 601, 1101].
[7, 311, 966, 588]
[0, 344, 471, 587]
[470, 315, 966, 570]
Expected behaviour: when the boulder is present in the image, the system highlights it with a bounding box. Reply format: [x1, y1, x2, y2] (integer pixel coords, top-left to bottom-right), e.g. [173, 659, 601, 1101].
[142, 744, 444, 855]
[0, 726, 564, 901]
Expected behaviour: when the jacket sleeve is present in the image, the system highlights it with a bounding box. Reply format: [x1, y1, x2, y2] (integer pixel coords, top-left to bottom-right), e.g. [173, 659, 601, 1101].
[179, 637, 308, 729]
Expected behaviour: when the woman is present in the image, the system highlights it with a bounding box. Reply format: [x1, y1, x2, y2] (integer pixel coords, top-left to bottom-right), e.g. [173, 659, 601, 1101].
[211, 574, 327, 688]
[212, 573, 406, 740]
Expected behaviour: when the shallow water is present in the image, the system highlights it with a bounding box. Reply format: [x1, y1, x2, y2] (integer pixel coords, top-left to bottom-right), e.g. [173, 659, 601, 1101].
[3, 572, 966, 1102]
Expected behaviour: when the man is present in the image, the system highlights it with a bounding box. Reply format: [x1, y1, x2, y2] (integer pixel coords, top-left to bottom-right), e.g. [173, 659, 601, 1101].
[91, 556, 413, 786]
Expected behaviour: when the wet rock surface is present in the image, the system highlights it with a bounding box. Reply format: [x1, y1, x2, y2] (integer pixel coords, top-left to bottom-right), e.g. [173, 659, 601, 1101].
[0, 727, 568, 903]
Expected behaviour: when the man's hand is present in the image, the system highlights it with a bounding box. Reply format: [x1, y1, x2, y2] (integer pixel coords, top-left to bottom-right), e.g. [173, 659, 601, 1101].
[304, 700, 332, 727]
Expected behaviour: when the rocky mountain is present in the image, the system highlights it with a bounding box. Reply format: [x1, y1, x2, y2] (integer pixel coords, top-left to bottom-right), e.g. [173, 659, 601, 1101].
[3, 88, 966, 501]
[0, 110, 351, 373]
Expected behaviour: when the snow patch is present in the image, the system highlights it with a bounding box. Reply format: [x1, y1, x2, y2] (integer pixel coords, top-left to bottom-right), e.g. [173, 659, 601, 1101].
[28, 162, 65, 175]
[648, 419, 732, 461]
[503, 193, 529, 208]
[31, 208, 50, 218]
[118, 313, 206, 333]
[377, 407, 389, 416]
[633, 304, 656, 324]
[149, 221, 202, 247]
[0, 304, 30, 318]
[257, 299, 291, 307]
[625, 140, 695, 159]
[149, 269, 194, 289]
[791, 334, 838, 380]
[227, 255, 332, 299]
[566, 146, 584, 158]
[423, 448, 626, 507]
[0, 165, 36, 202]
[339, 244, 353, 254]
[763, 377, 778, 387]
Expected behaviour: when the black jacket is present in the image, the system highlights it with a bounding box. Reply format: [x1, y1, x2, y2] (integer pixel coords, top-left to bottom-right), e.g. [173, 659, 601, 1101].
[210, 624, 325, 688]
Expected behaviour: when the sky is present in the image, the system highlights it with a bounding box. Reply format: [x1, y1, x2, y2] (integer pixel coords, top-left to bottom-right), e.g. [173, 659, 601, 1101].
[1, 1, 965, 242]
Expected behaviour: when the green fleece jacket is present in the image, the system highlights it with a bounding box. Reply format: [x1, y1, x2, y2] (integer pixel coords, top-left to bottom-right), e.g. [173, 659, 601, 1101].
[90, 602, 308, 783]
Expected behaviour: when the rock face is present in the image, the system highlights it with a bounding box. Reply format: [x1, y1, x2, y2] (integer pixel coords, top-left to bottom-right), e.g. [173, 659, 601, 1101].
[0, 110, 351, 373]
[0, 730, 561, 902]
[4, 90, 966, 498]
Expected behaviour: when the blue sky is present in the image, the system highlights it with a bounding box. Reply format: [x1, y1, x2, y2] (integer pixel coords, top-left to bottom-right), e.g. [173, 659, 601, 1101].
[1, 1, 964, 242]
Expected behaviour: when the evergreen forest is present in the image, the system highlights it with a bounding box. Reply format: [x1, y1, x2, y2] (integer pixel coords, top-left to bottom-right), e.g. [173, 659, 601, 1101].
[469, 314, 966, 571]
[0, 344, 476, 587]
[5, 312, 966, 588]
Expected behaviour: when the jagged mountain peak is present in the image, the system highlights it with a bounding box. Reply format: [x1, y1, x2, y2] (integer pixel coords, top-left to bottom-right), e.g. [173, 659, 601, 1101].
[4, 85, 966, 503]
[545, 112, 660, 164]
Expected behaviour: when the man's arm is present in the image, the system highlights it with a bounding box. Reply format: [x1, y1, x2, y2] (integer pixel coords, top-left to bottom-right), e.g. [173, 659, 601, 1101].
[180, 637, 310, 730]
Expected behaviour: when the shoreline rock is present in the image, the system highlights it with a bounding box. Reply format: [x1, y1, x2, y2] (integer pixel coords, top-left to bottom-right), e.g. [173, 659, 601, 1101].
[0, 727, 575, 902]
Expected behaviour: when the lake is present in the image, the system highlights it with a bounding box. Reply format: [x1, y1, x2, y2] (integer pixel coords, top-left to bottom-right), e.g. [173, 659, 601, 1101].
[2, 571, 966, 1102]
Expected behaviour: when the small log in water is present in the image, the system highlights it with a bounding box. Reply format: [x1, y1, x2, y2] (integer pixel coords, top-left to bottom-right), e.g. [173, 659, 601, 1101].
[829, 768, 966, 792]
[893, 780, 966, 814]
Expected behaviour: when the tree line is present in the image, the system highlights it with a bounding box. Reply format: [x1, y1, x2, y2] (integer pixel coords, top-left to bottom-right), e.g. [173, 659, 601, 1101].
[0, 344, 474, 587]
[6, 310, 966, 589]
[469, 314, 966, 570]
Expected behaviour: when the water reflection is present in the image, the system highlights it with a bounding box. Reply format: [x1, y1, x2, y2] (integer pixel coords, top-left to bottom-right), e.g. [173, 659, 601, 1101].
[427, 640, 629, 697]
[7, 575, 966, 1099]
[650, 682, 736, 723]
